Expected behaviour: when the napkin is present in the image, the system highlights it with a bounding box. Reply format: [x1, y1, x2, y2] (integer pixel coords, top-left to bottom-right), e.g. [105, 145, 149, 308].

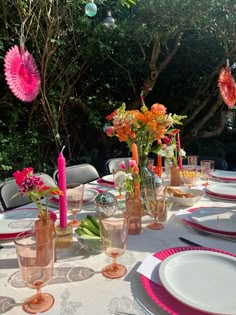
[175, 209, 192, 221]
[136, 255, 162, 285]
[97, 178, 115, 188]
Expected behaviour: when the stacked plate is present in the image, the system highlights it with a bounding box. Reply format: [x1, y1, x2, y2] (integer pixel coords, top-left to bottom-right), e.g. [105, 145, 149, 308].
[205, 183, 236, 201]
[141, 247, 236, 315]
[97, 175, 115, 187]
[180, 206, 236, 237]
[212, 170, 236, 182]
[0, 208, 56, 240]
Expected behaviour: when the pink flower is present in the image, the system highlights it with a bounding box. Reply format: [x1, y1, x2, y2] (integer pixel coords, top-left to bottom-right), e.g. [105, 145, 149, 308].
[105, 126, 115, 137]
[128, 159, 137, 170]
[119, 161, 127, 170]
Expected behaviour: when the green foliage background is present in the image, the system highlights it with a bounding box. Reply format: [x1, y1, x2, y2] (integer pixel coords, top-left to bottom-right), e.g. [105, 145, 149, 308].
[0, 0, 236, 179]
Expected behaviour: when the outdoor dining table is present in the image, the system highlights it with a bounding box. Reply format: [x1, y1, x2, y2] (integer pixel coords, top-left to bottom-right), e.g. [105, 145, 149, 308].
[1, 173, 236, 315]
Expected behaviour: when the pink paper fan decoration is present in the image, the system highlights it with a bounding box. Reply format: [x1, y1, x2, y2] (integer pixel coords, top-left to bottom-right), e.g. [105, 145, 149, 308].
[4, 45, 41, 102]
[218, 66, 236, 108]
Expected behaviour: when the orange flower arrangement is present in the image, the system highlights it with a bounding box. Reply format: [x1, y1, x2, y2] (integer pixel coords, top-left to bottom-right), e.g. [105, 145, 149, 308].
[105, 102, 185, 158]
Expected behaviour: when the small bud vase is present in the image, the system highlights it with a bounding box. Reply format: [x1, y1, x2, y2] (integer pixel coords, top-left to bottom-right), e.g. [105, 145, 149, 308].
[35, 214, 55, 264]
[170, 165, 181, 186]
[164, 158, 173, 179]
[125, 195, 142, 235]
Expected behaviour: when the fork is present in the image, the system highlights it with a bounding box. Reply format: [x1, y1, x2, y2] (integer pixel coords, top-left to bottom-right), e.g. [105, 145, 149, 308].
[133, 298, 154, 315]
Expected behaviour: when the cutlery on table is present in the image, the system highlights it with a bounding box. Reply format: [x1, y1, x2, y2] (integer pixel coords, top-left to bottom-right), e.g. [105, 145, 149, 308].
[179, 237, 203, 247]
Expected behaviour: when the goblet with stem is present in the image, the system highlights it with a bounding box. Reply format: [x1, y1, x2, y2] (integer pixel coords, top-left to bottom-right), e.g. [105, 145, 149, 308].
[14, 230, 55, 314]
[144, 184, 172, 230]
[66, 184, 84, 227]
[112, 169, 126, 199]
[200, 160, 215, 187]
[180, 165, 199, 188]
[100, 212, 129, 279]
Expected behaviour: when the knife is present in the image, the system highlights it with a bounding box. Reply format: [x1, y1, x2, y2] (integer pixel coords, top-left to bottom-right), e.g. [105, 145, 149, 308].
[179, 237, 203, 247]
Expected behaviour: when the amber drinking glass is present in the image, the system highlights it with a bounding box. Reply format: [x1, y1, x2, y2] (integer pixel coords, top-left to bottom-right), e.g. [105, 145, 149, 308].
[100, 213, 129, 279]
[66, 184, 84, 227]
[14, 231, 55, 314]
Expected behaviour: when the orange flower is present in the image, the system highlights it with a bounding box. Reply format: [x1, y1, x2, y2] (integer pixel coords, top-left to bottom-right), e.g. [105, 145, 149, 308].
[104, 103, 186, 158]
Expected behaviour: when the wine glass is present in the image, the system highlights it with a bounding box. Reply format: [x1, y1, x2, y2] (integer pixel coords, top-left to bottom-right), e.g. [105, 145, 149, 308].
[180, 165, 199, 188]
[14, 230, 55, 314]
[66, 184, 84, 227]
[200, 160, 215, 186]
[112, 169, 126, 199]
[144, 182, 172, 230]
[100, 212, 129, 279]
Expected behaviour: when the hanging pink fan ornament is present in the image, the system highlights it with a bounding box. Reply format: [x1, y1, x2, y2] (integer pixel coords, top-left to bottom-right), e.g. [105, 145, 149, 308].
[4, 45, 41, 102]
[218, 62, 236, 108]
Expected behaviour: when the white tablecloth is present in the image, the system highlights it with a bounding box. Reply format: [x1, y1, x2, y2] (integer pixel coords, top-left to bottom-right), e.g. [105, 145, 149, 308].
[1, 178, 236, 315]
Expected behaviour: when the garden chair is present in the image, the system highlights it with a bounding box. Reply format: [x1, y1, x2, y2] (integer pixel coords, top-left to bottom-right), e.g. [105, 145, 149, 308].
[53, 163, 100, 185]
[105, 157, 131, 174]
[0, 173, 56, 211]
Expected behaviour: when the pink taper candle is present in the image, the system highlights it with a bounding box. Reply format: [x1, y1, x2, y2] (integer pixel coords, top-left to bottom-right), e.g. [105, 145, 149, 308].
[58, 150, 67, 228]
[176, 133, 183, 170]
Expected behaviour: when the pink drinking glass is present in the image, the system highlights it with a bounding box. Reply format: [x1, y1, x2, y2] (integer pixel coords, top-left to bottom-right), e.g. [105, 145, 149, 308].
[200, 160, 215, 187]
[14, 231, 55, 314]
[66, 184, 84, 227]
[100, 213, 129, 279]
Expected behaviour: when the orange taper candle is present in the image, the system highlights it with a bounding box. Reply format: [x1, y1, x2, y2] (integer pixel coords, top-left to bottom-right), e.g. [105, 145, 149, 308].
[157, 155, 162, 177]
[131, 143, 140, 197]
[156, 140, 162, 177]
[131, 143, 139, 166]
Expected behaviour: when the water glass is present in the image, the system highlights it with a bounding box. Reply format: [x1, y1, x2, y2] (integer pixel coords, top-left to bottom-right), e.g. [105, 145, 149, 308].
[200, 160, 215, 186]
[66, 184, 84, 227]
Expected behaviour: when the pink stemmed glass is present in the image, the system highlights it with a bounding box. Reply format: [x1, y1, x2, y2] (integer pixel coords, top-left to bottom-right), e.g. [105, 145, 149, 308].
[100, 213, 129, 279]
[200, 160, 215, 187]
[144, 186, 172, 230]
[14, 231, 55, 314]
[66, 184, 84, 227]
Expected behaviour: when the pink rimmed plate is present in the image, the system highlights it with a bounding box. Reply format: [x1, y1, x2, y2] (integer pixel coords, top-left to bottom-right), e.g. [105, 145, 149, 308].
[205, 184, 236, 200]
[181, 207, 236, 237]
[212, 170, 236, 182]
[0, 208, 57, 240]
[141, 246, 236, 315]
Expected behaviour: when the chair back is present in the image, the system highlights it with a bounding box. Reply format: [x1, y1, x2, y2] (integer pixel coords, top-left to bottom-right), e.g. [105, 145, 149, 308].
[105, 157, 131, 174]
[53, 164, 100, 185]
[0, 173, 56, 211]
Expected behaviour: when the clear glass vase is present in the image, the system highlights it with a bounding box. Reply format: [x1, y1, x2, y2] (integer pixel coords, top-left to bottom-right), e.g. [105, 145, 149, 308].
[164, 158, 173, 179]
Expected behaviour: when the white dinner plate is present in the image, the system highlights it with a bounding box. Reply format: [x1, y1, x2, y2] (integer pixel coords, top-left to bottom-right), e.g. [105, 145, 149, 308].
[102, 174, 114, 183]
[159, 250, 236, 315]
[190, 207, 236, 233]
[212, 170, 236, 181]
[206, 183, 236, 200]
[0, 208, 39, 234]
[83, 189, 98, 204]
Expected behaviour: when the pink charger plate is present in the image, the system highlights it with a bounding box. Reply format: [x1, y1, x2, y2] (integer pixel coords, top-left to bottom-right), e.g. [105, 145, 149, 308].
[141, 246, 235, 315]
[181, 207, 236, 236]
[0, 208, 57, 241]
